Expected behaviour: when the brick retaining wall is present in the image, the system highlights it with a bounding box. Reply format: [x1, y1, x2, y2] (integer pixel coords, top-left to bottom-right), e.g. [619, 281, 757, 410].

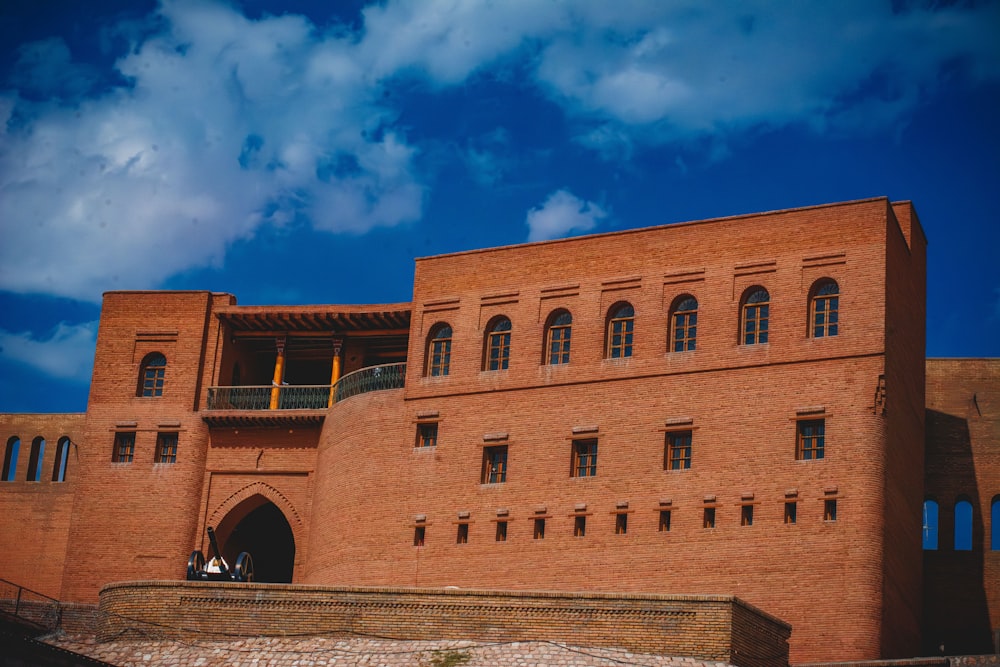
[98, 581, 790, 667]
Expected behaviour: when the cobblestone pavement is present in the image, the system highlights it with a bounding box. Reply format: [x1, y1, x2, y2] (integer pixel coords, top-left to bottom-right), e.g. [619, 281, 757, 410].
[46, 634, 736, 667]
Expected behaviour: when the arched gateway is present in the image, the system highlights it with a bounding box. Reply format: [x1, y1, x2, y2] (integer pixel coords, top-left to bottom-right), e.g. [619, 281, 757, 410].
[210, 494, 296, 583]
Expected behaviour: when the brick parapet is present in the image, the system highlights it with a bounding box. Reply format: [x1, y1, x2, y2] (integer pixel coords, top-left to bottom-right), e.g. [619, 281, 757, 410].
[97, 581, 790, 667]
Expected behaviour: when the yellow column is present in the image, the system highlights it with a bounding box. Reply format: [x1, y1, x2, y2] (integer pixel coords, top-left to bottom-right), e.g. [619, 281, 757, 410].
[328, 338, 343, 407]
[269, 337, 286, 410]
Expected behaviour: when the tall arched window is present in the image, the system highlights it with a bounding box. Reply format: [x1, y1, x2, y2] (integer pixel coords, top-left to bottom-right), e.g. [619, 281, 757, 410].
[991, 495, 1000, 551]
[425, 323, 453, 377]
[52, 437, 70, 482]
[2, 436, 19, 482]
[544, 310, 572, 365]
[922, 499, 939, 550]
[606, 303, 634, 359]
[954, 497, 973, 551]
[669, 295, 698, 352]
[740, 287, 770, 345]
[26, 437, 45, 482]
[484, 317, 512, 371]
[138, 352, 167, 397]
[809, 279, 839, 338]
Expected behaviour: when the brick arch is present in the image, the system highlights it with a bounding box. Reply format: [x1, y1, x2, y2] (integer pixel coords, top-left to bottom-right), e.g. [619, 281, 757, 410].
[208, 481, 303, 533]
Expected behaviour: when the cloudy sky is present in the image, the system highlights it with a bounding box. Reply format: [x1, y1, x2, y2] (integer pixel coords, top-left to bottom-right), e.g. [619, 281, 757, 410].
[1, 0, 998, 412]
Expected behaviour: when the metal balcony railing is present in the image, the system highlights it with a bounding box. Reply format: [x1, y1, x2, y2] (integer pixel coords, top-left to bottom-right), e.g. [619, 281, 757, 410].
[205, 363, 406, 411]
[0, 578, 61, 633]
[332, 362, 406, 402]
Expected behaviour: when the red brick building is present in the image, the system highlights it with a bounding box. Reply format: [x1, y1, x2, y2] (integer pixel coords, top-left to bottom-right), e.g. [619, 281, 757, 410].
[1, 197, 997, 662]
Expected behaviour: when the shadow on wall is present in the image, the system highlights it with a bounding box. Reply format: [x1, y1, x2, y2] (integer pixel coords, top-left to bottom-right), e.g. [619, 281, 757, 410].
[922, 409, 994, 655]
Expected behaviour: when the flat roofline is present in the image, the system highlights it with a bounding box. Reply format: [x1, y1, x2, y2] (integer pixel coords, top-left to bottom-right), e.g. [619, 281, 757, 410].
[415, 196, 895, 263]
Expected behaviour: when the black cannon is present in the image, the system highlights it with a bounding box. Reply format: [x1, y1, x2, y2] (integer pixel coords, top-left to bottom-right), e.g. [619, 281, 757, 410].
[186, 526, 254, 582]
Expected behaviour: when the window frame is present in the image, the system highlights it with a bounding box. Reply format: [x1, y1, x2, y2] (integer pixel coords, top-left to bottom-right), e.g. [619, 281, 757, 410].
[481, 445, 508, 484]
[456, 522, 469, 544]
[614, 512, 628, 535]
[544, 309, 572, 365]
[809, 279, 840, 338]
[570, 438, 598, 478]
[425, 323, 453, 377]
[658, 509, 672, 532]
[156, 432, 178, 464]
[495, 520, 508, 542]
[137, 352, 167, 397]
[112, 431, 136, 463]
[573, 514, 587, 537]
[669, 295, 698, 352]
[52, 437, 70, 482]
[796, 419, 825, 460]
[605, 302, 635, 359]
[415, 422, 439, 448]
[923, 498, 939, 550]
[533, 517, 546, 539]
[739, 287, 770, 345]
[954, 497, 973, 550]
[664, 430, 692, 470]
[483, 316, 512, 371]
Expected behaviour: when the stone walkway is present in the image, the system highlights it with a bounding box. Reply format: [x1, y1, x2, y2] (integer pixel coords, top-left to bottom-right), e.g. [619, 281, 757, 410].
[46, 634, 736, 667]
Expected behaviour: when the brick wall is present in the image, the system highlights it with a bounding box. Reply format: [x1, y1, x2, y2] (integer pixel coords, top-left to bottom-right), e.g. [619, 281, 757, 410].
[923, 359, 1000, 655]
[0, 413, 86, 598]
[97, 581, 790, 667]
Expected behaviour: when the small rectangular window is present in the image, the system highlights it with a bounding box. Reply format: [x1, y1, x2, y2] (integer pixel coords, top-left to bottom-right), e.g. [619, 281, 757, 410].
[481, 445, 508, 484]
[797, 419, 825, 460]
[658, 510, 672, 532]
[573, 515, 586, 537]
[495, 521, 508, 542]
[703, 507, 716, 529]
[113, 432, 136, 463]
[824, 499, 838, 522]
[784, 502, 797, 524]
[740, 505, 754, 526]
[413, 525, 426, 546]
[533, 518, 546, 539]
[571, 439, 598, 478]
[416, 423, 438, 448]
[156, 432, 178, 464]
[664, 431, 692, 470]
[456, 523, 469, 544]
[615, 513, 628, 535]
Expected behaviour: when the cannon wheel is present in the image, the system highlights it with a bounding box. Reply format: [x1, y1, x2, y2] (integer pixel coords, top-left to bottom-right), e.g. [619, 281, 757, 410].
[187, 550, 205, 580]
[233, 552, 254, 582]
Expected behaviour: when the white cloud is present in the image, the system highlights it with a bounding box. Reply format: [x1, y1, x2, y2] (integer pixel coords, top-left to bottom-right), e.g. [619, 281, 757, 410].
[0, 321, 97, 382]
[526, 189, 607, 242]
[0, 0, 424, 302]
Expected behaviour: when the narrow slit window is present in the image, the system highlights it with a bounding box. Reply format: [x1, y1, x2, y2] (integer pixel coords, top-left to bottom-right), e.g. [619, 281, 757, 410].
[615, 513, 628, 535]
[2, 437, 19, 482]
[456, 523, 469, 544]
[413, 525, 426, 547]
[533, 518, 546, 539]
[52, 437, 70, 482]
[658, 510, 672, 532]
[574, 515, 587, 537]
[740, 505, 754, 526]
[703, 507, 716, 529]
[784, 501, 797, 525]
[495, 521, 508, 542]
[922, 499, 939, 550]
[26, 437, 45, 482]
[824, 499, 838, 522]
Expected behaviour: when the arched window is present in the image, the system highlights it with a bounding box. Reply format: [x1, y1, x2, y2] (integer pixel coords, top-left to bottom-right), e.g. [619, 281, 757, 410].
[740, 287, 770, 345]
[484, 317, 512, 371]
[2, 436, 19, 482]
[991, 495, 1000, 551]
[669, 296, 698, 352]
[544, 310, 572, 365]
[52, 437, 71, 482]
[26, 437, 45, 482]
[809, 279, 839, 338]
[606, 303, 635, 359]
[138, 352, 167, 397]
[425, 323, 453, 377]
[954, 497, 973, 551]
[922, 499, 939, 550]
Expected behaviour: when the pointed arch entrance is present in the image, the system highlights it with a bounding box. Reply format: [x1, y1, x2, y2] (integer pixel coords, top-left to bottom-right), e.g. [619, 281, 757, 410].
[213, 495, 296, 583]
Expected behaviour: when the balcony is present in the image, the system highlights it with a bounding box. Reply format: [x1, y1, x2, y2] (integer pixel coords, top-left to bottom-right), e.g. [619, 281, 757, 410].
[203, 363, 406, 427]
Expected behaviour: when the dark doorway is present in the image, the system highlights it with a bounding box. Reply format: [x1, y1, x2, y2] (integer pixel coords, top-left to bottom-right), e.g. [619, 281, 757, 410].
[219, 500, 295, 583]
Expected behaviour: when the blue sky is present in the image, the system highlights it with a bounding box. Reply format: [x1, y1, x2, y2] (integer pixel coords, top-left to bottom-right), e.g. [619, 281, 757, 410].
[1, 0, 998, 413]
